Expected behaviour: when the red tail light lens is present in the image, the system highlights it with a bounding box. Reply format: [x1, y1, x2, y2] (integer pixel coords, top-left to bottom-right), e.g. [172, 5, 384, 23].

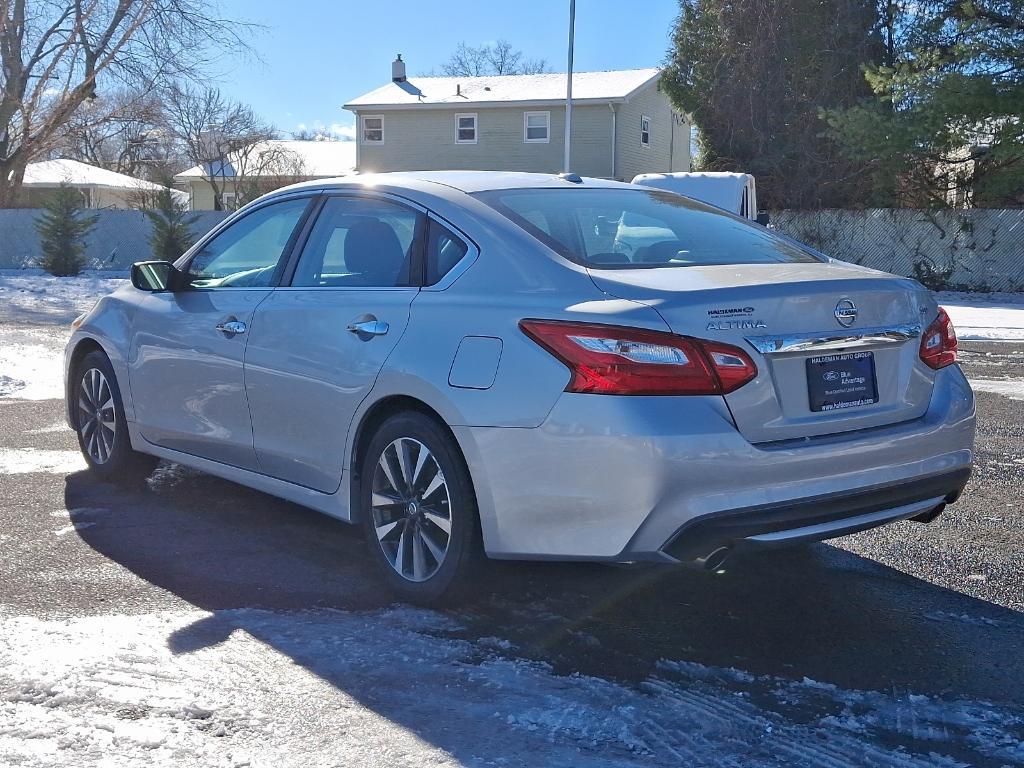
[519, 319, 757, 395]
[919, 307, 958, 370]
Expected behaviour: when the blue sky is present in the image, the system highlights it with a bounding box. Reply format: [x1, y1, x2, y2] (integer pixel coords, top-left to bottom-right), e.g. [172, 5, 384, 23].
[215, 0, 680, 138]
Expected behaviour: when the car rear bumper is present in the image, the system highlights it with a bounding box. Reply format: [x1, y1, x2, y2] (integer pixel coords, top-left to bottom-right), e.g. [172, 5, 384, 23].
[456, 364, 975, 563]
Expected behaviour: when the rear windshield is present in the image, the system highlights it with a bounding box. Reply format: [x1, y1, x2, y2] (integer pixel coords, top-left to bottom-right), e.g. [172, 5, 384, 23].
[474, 187, 820, 269]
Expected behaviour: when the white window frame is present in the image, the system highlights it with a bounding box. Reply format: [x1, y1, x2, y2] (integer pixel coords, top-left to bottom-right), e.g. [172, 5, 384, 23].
[455, 113, 478, 144]
[523, 111, 550, 143]
[361, 114, 384, 145]
[640, 115, 651, 147]
[221, 191, 237, 210]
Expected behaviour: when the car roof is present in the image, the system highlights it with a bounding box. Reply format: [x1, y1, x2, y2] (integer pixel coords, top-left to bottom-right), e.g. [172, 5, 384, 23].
[277, 170, 637, 196]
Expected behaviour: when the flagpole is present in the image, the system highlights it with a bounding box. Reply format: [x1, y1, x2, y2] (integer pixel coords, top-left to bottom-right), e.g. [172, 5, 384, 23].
[564, 0, 575, 173]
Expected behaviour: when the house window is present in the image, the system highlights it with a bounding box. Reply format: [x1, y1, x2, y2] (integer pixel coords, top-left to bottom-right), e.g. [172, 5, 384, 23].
[361, 115, 384, 144]
[221, 191, 238, 210]
[455, 113, 477, 144]
[640, 115, 651, 147]
[524, 111, 550, 143]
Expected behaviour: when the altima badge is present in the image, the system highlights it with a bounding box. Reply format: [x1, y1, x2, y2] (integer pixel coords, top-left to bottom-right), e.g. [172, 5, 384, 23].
[834, 299, 858, 327]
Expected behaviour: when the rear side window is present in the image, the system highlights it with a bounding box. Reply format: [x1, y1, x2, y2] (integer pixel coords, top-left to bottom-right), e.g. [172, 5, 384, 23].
[475, 188, 819, 269]
[291, 196, 422, 288]
[425, 220, 469, 286]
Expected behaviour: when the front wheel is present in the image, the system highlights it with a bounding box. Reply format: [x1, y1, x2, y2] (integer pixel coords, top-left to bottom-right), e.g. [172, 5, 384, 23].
[359, 412, 482, 604]
[72, 350, 158, 485]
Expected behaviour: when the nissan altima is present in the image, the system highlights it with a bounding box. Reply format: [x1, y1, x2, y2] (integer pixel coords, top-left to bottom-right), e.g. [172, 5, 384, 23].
[65, 172, 975, 602]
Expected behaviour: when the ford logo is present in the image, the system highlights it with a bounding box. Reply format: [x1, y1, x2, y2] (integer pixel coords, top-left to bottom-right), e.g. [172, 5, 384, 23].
[834, 299, 858, 327]
[824, 371, 841, 381]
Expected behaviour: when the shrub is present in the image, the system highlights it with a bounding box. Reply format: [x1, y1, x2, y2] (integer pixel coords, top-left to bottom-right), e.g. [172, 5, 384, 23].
[144, 186, 197, 262]
[34, 183, 97, 276]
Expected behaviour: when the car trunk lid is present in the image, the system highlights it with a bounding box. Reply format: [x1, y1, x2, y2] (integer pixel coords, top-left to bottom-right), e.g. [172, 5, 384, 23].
[588, 261, 936, 443]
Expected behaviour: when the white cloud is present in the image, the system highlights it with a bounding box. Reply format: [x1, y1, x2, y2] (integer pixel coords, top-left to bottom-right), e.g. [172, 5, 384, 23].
[292, 119, 355, 142]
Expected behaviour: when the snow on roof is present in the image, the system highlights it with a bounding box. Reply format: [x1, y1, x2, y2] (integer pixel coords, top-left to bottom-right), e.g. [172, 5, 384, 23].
[174, 140, 357, 180]
[22, 159, 173, 192]
[344, 68, 660, 109]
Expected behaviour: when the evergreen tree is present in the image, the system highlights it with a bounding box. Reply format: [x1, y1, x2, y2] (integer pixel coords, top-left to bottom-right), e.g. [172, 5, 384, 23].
[144, 187, 197, 262]
[825, 0, 1024, 207]
[661, 0, 883, 209]
[34, 183, 97, 277]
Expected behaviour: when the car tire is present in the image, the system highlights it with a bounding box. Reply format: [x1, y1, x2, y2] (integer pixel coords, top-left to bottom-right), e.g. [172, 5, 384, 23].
[72, 350, 158, 486]
[359, 411, 483, 604]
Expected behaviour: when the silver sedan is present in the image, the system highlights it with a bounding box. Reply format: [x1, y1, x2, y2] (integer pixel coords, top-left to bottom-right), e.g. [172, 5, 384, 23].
[65, 172, 975, 602]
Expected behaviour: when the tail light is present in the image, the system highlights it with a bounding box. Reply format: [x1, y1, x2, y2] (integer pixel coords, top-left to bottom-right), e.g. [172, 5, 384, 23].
[519, 319, 757, 395]
[919, 307, 958, 370]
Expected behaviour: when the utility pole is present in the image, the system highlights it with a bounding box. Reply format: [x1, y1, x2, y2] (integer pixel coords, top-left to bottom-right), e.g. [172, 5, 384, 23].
[563, 0, 575, 173]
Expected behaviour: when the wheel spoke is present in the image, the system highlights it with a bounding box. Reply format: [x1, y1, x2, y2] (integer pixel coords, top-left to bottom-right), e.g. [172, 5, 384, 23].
[395, 439, 414, 491]
[375, 519, 401, 539]
[394, 526, 408, 576]
[371, 491, 402, 508]
[419, 526, 446, 563]
[412, 528, 427, 580]
[378, 448, 403, 495]
[421, 470, 446, 501]
[411, 446, 430, 492]
[423, 510, 451, 535]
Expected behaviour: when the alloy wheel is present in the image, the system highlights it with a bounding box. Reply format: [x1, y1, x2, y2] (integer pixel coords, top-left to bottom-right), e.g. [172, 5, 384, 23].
[371, 437, 453, 582]
[78, 368, 116, 464]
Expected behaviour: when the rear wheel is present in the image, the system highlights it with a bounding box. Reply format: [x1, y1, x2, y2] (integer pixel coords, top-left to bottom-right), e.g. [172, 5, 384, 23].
[72, 350, 158, 485]
[359, 412, 481, 604]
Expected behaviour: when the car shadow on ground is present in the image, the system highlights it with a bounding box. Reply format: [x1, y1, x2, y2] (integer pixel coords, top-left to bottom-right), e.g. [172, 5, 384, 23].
[65, 464, 1024, 762]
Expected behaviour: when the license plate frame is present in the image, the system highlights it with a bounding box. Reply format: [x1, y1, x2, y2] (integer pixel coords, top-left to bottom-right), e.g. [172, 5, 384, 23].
[806, 351, 878, 412]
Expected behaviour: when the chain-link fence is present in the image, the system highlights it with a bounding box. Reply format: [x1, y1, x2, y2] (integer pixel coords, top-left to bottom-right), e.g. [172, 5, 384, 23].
[772, 208, 1024, 292]
[0, 209, 230, 271]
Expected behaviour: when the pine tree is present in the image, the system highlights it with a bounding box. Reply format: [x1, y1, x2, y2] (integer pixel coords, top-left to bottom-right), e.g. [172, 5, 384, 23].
[144, 187, 197, 262]
[34, 183, 97, 276]
[661, 0, 883, 209]
[825, 0, 1024, 207]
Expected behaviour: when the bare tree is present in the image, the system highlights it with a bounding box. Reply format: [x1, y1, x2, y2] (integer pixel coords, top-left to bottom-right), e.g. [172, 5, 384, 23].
[0, 0, 251, 206]
[54, 89, 182, 178]
[162, 84, 276, 211]
[163, 84, 306, 210]
[439, 39, 548, 77]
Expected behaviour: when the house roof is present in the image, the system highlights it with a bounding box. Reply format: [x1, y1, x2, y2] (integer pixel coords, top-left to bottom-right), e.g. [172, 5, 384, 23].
[344, 68, 661, 110]
[174, 140, 357, 180]
[22, 159, 173, 192]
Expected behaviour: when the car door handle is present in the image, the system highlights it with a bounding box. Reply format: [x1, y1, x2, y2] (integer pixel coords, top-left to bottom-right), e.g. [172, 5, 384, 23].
[215, 320, 247, 335]
[347, 319, 389, 337]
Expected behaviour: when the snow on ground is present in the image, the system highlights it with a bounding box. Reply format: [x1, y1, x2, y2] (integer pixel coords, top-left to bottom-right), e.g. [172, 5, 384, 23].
[969, 378, 1024, 401]
[0, 269, 126, 325]
[0, 325, 66, 400]
[937, 291, 1024, 342]
[0, 448, 85, 474]
[1, 607, 1021, 768]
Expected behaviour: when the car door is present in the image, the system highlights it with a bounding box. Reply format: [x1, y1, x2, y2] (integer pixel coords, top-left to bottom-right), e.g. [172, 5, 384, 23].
[129, 195, 314, 470]
[243, 193, 424, 492]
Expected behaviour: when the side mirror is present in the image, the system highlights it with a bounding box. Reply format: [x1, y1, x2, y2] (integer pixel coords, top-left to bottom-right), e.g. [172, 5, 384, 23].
[755, 211, 770, 227]
[131, 261, 184, 292]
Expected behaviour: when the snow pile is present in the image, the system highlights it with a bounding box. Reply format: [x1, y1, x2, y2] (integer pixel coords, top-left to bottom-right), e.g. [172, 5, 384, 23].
[937, 291, 1024, 342]
[2, 607, 1021, 767]
[0, 269, 125, 325]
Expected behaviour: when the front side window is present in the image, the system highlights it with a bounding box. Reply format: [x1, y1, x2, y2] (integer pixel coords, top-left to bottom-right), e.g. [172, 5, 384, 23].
[524, 111, 550, 143]
[475, 188, 820, 269]
[186, 198, 310, 287]
[640, 115, 651, 147]
[362, 115, 384, 144]
[455, 113, 477, 144]
[291, 196, 422, 288]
